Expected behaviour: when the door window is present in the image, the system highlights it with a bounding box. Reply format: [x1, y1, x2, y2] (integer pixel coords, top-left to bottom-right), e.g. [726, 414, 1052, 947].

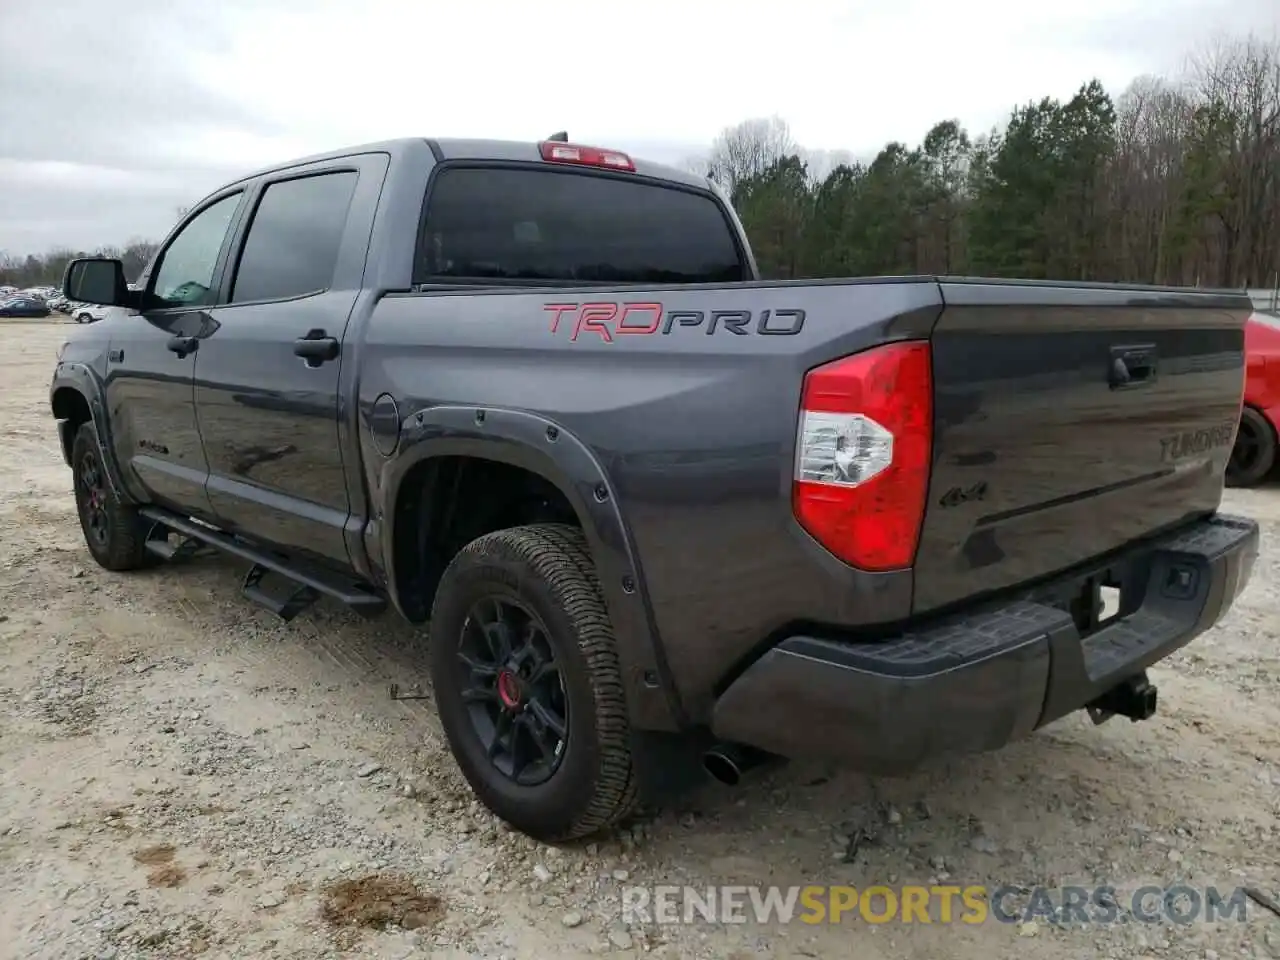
[150, 192, 243, 308]
[230, 171, 359, 303]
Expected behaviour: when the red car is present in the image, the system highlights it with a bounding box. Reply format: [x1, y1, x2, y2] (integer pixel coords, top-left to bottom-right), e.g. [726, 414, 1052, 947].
[1229, 311, 1280, 486]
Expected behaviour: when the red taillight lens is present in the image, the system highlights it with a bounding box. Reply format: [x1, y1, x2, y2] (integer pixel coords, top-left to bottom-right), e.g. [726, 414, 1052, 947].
[792, 341, 933, 571]
[538, 141, 636, 172]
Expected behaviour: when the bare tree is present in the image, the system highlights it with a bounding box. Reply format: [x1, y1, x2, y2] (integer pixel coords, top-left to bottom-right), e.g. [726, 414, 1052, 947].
[706, 116, 797, 194]
[1185, 36, 1280, 285]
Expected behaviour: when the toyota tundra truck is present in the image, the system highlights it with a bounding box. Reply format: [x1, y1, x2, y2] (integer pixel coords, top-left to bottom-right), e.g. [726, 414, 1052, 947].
[51, 136, 1259, 842]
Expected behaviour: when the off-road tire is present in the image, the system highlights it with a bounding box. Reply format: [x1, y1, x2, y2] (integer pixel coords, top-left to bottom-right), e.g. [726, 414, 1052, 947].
[428, 523, 639, 842]
[71, 421, 155, 571]
[1226, 406, 1277, 488]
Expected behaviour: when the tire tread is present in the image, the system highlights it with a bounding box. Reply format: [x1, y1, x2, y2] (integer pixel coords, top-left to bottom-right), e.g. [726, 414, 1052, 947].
[433, 523, 638, 840]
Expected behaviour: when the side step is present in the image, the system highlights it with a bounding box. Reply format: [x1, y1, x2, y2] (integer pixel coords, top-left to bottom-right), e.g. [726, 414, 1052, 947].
[144, 524, 216, 562]
[139, 506, 387, 623]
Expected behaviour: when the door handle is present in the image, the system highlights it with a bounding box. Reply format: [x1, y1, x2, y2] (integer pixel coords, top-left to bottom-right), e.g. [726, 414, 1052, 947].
[167, 335, 198, 358]
[293, 329, 340, 368]
[1109, 344, 1157, 390]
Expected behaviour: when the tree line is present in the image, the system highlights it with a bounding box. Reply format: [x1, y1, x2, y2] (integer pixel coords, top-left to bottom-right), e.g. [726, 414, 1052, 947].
[3, 32, 1277, 292]
[0, 241, 158, 290]
[697, 32, 1279, 289]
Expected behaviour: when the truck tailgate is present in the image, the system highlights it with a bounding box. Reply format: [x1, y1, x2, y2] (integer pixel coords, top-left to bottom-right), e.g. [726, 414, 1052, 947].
[914, 280, 1251, 614]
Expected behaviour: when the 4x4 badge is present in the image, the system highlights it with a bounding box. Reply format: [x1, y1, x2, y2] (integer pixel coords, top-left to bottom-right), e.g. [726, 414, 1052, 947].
[938, 481, 988, 508]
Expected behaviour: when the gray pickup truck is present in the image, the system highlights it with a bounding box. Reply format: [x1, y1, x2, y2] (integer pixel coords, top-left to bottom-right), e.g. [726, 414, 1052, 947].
[52, 136, 1259, 841]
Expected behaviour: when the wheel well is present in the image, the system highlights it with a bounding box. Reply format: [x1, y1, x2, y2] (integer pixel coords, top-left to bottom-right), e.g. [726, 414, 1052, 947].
[51, 387, 92, 461]
[392, 455, 582, 622]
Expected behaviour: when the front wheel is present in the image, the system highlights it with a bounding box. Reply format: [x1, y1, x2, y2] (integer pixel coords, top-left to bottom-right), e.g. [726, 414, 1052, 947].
[77, 312, 92, 323]
[428, 524, 638, 842]
[1226, 406, 1277, 488]
[71, 421, 154, 570]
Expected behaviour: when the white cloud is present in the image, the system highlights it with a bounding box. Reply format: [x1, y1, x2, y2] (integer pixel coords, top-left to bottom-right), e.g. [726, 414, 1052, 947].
[199, 0, 1274, 156]
[0, 0, 1275, 252]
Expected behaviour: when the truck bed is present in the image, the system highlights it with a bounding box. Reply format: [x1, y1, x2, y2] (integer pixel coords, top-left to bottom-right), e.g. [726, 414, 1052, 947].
[362, 276, 1251, 714]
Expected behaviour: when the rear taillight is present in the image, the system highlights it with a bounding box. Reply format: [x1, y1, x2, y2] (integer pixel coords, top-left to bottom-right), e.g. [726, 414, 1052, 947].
[792, 341, 932, 571]
[538, 141, 636, 172]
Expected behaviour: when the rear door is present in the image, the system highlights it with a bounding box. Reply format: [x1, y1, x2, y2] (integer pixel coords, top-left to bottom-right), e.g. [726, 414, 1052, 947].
[914, 280, 1250, 613]
[194, 153, 389, 569]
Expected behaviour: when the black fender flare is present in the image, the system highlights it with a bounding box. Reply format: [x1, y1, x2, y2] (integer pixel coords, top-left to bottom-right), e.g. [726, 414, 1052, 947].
[49, 362, 141, 504]
[377, 403, 684, 732]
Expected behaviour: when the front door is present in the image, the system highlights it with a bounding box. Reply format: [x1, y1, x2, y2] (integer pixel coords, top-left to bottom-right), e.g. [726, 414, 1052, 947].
[105, 190, 246, 518]
[194, 158, 385, 569]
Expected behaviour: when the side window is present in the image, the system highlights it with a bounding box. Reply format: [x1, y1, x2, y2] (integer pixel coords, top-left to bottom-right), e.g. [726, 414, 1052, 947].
[151, 192, 243, 307]
[230, 171, 358, 304]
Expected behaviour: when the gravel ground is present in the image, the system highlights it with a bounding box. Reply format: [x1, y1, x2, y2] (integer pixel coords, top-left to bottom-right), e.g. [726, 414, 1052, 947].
[2, 318, 1278, 960]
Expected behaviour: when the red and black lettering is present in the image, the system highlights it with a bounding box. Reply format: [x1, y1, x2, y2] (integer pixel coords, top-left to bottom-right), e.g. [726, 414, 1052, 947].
[543, 302, 806, 342]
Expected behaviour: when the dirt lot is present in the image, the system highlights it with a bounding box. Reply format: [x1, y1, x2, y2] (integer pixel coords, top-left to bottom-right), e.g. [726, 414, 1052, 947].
[1, 318, 1278, 960]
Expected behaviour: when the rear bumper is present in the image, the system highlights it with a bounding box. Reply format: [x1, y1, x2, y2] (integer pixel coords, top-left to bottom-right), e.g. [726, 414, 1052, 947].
[710, 513, 1259, 774]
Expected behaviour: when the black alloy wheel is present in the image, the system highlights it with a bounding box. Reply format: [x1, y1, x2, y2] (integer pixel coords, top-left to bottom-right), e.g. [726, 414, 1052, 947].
[456, 594, 569, 786]
[78, 451, 110, 549]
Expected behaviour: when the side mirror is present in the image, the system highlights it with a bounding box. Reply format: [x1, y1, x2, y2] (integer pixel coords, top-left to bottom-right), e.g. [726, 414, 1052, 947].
[63, 258, 131, 307]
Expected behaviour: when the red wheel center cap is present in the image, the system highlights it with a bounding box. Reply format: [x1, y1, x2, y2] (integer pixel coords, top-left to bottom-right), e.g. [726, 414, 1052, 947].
[497, 670, 522, 709]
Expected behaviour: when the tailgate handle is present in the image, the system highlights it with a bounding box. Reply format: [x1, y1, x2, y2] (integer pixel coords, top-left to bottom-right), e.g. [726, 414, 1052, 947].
[1109, 345, 1157, 389]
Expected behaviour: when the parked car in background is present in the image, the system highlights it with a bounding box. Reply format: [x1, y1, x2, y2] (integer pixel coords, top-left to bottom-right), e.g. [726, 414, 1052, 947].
[0, 296, 52, 318]
[71, 303, 110, 323]
[1229, 310, 1280, 486]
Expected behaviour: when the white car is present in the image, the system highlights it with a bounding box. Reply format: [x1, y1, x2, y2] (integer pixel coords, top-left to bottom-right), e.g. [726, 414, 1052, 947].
[71, 303, 111, 324]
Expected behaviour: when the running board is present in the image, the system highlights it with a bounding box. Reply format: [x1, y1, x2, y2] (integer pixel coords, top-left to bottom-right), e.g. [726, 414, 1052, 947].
[139, 507, 387, 622]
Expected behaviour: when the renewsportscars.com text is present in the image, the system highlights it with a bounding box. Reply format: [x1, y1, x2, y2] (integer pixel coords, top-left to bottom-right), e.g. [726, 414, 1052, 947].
[620, 884, 1253, 925]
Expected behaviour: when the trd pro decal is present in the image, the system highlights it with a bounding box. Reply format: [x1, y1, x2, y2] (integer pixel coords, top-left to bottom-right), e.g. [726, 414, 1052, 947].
[544, 302, 805, 342]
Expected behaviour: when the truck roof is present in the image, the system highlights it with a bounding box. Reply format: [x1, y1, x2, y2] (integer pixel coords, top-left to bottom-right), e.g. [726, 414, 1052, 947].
[227, 136, 714, 193]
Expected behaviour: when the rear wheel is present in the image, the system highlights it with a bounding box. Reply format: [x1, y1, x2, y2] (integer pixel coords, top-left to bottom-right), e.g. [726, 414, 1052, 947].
[77, 312, 92, 323]
[71, 421, 154, 570]
[1226, 406, 1277, 488]
[428, 524, 638, 842]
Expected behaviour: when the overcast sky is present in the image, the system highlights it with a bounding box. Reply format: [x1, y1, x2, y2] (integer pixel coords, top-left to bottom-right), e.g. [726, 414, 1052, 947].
[1, 0, 1275, 255]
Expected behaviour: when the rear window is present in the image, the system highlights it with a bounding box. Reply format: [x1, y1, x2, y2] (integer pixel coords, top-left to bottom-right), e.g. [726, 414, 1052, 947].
[416, 166, 746, 284]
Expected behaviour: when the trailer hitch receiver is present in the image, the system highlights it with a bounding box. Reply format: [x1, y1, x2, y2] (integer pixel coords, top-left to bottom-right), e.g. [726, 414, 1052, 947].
[1087, 672, 1157, 725]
